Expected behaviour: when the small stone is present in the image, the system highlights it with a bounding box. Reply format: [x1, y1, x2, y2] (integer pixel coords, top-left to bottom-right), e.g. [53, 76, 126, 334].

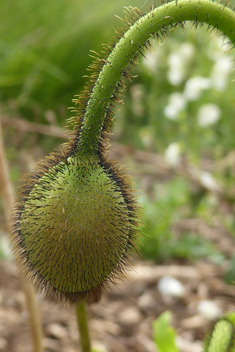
[92, 340, 108, 352]
[0, 338, 7, 351]
[118, 307, 142, 325]
[197, 300, 222, 320]
[157, 276, 185, 297]
[46, 323, 68, 340]
[43, 337, 60, 351]
[138, 292, 155, 310]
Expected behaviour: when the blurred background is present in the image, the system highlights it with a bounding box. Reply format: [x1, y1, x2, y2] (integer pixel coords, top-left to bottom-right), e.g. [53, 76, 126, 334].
[1, 0, 235, 351]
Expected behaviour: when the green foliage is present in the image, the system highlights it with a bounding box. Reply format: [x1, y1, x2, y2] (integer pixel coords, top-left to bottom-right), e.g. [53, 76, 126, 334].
[138, 177, 224, 263]
[154, 311, 235, 352]
[153, 311, 179, 352]
[118, 23, 235, 158]
[0, 0, 145, 122]
[138, 177, 189, 260]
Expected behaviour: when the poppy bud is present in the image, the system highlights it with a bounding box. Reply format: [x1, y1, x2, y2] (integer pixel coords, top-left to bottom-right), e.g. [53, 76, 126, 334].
[11, 151, 139, 303]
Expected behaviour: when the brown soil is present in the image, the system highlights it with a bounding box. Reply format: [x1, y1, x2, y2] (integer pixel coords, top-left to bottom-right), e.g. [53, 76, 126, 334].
[0, 258, 235, 352]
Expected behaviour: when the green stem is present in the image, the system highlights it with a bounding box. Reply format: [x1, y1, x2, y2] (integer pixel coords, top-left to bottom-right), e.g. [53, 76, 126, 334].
[78, 0, 235, 154]
[75, 300, 91, 352]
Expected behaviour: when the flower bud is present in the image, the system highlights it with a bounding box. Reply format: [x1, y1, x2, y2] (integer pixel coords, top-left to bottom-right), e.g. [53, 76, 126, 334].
[11, 152, 139, 303]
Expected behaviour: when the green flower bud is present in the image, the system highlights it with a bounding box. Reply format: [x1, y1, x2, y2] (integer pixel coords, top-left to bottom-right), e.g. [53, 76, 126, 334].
[11, 151, 140, 303]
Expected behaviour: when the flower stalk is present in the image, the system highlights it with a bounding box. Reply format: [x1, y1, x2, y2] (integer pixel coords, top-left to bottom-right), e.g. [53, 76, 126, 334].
[76, 300, 91, 352]
[77, 0, 235, 155]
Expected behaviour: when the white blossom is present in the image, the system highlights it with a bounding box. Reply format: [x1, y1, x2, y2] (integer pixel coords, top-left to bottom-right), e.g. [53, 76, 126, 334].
[199, 171, 221, 193]
[142, 49, 159, 72]
[207, 37, 231, 61]
[167, 43, 195, 85]
[211, 55, 234, 91]
[180, 42, 195, 60]
[164, 143, 181, 167]
[164, 92, 186, 120]
[197, 103, 221, 127]
[184, 76, 211, 101]
[157, 276, 185, 297]
[167, 52, 184, 85]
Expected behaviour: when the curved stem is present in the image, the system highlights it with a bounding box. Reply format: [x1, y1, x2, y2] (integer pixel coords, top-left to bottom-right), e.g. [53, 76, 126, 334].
[75, 300, 91, 352]
[78, 0, 235, 154]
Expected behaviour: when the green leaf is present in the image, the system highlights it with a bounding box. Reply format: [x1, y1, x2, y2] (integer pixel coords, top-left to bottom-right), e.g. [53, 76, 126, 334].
[153, 311, 180, 352]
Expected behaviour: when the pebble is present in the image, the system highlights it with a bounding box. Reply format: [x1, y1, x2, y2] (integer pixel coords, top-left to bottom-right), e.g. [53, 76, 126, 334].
[157, 276, 185, 297]
[118, 307, 142, 325]
[0, 337, 7, 351]
[43, 337, 60, 351]
[46, 323, 68, 340]
[138, 292, 155, 310]
[92, 340, 108, 352]
[197, 300, 222, 320]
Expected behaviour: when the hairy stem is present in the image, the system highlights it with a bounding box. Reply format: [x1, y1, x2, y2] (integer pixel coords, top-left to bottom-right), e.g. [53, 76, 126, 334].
[75, 300, 91, 352]
[78, 0, 235, 154]
[0, 119, 44, 352]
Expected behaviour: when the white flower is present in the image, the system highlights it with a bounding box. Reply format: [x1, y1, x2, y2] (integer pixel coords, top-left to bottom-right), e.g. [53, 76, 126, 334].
[199, 171, 220, 192]
[164, 143, 181, 167]
[184, 76, 211, 101]
[211, 55, 234, 91]
[197, 104, 221, 127]
[142, 50, 159, 72]
[167, 52, 185, 85]
[207, 37, 231, 61]
[164, 92, 186, 120]
[167, 42, 195, 86]
[197, 300, 222, 320]
[180, 42, 195, 59]
[157, 276, 185, 297]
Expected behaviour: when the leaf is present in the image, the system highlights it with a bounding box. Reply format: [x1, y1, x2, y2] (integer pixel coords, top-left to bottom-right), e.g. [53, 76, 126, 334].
[153, 311, 180, 352]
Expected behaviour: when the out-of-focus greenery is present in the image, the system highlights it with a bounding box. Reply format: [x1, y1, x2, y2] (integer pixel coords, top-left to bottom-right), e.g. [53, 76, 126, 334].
[116, 25, 235, 158]
[1, 0, 235, 268]
[0, 0, 151, 123]
[138, 177, 225, 263]
[154, 311, 235, 352]
[117, 24, 235, 266]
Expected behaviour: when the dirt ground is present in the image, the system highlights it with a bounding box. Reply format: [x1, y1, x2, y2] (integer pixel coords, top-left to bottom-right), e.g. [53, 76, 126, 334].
[0, 256, 235, 352]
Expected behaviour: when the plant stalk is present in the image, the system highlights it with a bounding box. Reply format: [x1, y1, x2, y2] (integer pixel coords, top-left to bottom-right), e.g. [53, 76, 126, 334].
[0, 119, 44, 352]
[75, 300, 91, 352]
[78, 0, 235, 154]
